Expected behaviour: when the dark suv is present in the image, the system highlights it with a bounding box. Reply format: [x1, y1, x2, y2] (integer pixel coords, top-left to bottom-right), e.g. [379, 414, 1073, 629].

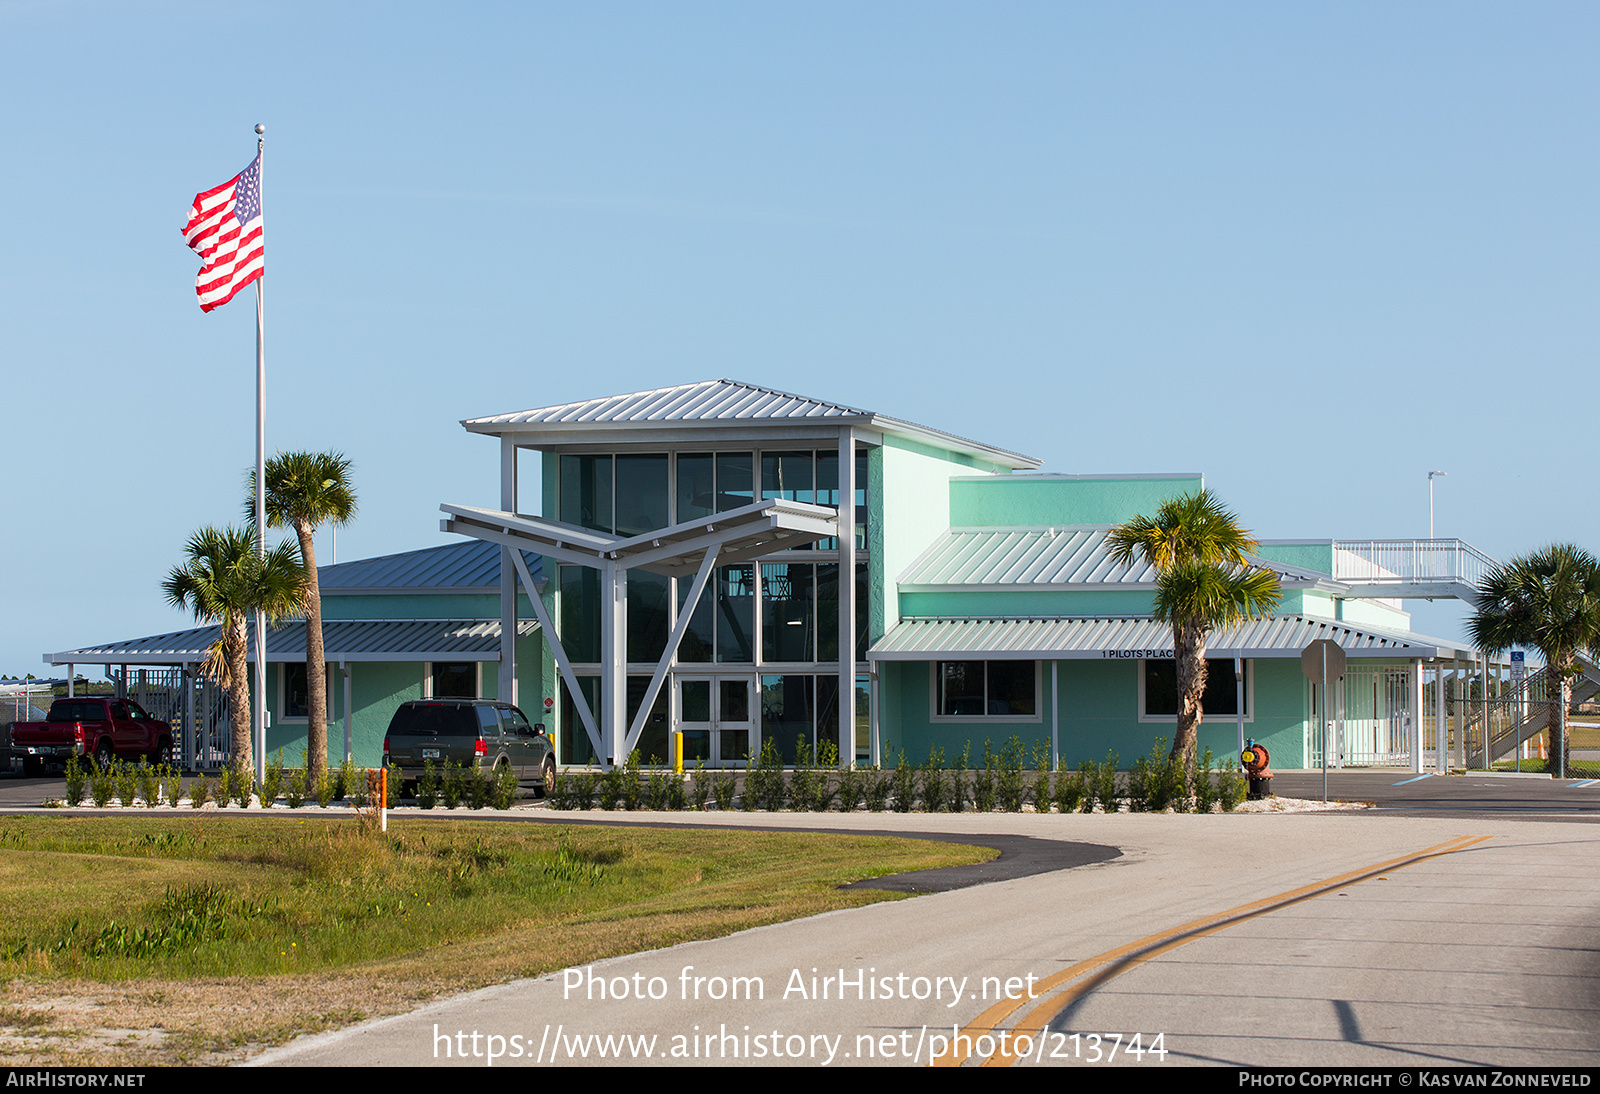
[382, 699, 554, 796]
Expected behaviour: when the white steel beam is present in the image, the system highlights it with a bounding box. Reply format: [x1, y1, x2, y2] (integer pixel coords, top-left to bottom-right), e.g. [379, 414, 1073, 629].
[511, 549, 602, 764]
[623, 544, 721, 757]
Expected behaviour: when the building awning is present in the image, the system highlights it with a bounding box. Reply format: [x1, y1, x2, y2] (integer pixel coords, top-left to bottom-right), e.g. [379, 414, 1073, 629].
[440, 497, 839, 578]
[868, 616, 1472, 662]
[44, 619, 539, 666]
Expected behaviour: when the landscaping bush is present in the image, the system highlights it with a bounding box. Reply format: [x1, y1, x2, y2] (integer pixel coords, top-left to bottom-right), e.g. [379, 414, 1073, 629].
[918, 747, 949, 813]
[63, 757, 86, 807]
[890, 751, 916, 812]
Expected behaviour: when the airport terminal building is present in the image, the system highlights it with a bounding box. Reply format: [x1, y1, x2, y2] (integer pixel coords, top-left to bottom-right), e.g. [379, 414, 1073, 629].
[48, 379, 1498, 772]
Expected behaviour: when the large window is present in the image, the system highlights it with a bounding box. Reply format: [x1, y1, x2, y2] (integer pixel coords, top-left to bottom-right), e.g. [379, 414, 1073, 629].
[933, 661, 1038, 720]
[1139, 658, 1252, 721]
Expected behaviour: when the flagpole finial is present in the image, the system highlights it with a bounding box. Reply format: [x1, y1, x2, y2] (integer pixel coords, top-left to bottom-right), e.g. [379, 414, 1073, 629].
[254, 123, 265, 135]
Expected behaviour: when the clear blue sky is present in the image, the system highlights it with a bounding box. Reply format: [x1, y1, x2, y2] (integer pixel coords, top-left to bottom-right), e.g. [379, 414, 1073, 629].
[4, 2, 1597, 676]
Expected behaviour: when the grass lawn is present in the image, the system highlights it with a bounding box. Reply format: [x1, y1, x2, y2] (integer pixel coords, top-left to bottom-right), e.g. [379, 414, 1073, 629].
[0, 814, 992, 1065]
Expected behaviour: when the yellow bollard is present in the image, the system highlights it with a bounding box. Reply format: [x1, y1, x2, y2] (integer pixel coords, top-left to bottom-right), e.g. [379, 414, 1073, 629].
[672, 730, 684, 775]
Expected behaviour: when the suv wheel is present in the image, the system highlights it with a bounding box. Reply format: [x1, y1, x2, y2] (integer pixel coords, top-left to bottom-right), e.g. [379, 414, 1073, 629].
[151, 739, 173, 768]
[537, 756, 555, 798]
[94, 740, 114, 770]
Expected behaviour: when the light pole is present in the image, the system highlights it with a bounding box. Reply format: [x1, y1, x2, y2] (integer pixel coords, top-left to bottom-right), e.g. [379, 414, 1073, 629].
[1428, 470, 1447, 539]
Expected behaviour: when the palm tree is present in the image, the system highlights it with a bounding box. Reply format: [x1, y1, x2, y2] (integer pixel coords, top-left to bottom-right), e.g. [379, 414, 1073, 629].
[1468, 544, 1600, 779]
[248, 451, 357, 783]
[163, 526, 306, 769]
[1107, 490, 1282, 769]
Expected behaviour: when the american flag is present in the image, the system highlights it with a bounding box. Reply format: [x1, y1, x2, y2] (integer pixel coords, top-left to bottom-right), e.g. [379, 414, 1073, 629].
[183, 153, 264, 312]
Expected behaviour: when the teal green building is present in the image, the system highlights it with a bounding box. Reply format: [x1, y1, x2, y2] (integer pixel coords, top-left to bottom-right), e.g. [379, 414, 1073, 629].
[48, 379, 1495, 773]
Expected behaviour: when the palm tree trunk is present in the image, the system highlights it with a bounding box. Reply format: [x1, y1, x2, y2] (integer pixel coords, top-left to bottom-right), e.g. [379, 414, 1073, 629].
[294, 520, 328, 783]
[227, 617, 252, 768]
[1172, 617, 1207, 776]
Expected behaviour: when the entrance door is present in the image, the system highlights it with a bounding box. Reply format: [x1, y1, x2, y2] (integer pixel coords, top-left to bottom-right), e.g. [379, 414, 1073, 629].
[677, 675, 759, 767]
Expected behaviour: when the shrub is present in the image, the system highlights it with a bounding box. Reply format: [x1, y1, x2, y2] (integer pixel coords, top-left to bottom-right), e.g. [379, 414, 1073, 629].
[136, 761, 160, 809]
[417, 760, 440, 810]
[385, 762, 401, 808]
[891, 751, 916, 812]
[597, 763, 626, 810]
[666, 770, 688, 810]
[621, 752, 642, 811]
[1028, 741, 1054, 812]
[744, 739, 786, 811]
[90, 761, 116, 808]
[996, 736, 1027, 812]
[491, 762, 518, 810]
[315, 766, 336, 808]
[284, 766, 306, 809]
[231, 759, 255, 808]
[116, 761, 138, 808]
[710, 770, 736, 811]
[862, 767, 892, 812]
[1195, 748, 1218, 814]
[644, 763, 672, 811]
[1093, 752, 1120, 812]
[835, 763, 864, 812]
[215, 765, 233, 808]
[789, 736, 820, 812]
[63, 757, 86, 807]
[569, 771, 597, 810]
[972, 741, 998, 813]
[916, 747, 947, 813]
[1217, 758, 1247, 812]
[442, 761, 466, 809]
[164, 766, 185, 808]
[1054, 767, 1085, 813]
[949, 743, 972, 813]
[261, 752, 285, 808]
[467, 766, 490, 810]
[690, 762, 711, 811]
[188, 777, 211, 809]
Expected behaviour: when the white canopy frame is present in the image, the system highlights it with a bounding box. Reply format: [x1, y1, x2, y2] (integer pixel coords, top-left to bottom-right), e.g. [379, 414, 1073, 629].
[441, 497, 839, 769]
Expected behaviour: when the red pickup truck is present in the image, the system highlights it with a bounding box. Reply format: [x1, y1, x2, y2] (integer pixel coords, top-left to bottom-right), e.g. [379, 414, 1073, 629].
[9, 698, 175, 774]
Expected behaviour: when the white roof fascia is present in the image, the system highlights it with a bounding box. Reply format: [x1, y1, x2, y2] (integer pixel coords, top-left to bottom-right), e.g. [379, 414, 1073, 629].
[461, 379, 1039, 469]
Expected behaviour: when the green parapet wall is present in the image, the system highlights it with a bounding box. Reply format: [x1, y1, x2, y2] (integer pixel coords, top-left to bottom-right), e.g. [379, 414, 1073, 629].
[947, 474, 1203, 529]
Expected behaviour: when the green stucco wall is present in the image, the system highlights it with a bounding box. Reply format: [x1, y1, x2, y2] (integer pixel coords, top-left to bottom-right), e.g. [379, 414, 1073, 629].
[947, 474, 1203, 528]
[878, 656, 1318, 771]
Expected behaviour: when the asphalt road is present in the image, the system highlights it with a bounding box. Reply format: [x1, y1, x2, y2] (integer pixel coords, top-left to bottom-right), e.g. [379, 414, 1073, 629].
[245, 804, 1600, 1068]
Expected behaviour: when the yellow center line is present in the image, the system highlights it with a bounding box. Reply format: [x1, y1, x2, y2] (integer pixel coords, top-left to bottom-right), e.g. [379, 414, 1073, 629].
[931, 834, 1492, 1067]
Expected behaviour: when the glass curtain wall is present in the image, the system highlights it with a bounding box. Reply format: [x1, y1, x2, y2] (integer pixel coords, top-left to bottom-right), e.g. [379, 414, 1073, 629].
[554, 446, 870, 764]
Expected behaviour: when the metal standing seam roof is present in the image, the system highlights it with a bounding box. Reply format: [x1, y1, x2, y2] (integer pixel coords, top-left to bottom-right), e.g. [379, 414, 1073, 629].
[44, 619, 540, 666]
[897, 526, 1346, 590]
[316, 540, 542, 592]
[459, 378, 1042, 470]
[868, 615, 1465, 661]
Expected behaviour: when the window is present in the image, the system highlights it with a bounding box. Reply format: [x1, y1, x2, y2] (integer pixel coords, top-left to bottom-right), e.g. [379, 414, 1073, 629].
[430, 662, 478, 699]
[280, 664, 333, 721]
[1139, 658, 1252, 721]
[932, 661, 1039, 720]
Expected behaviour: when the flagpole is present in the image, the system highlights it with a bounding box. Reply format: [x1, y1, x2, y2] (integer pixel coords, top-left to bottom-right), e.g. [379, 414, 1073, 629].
[253, 123, 268, 789]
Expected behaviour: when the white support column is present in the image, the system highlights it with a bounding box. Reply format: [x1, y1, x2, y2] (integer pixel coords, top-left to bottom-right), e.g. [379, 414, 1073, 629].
[600, 559, 628, 769]
[838, 427, 855, 768]
[1435, 661, 1447, 773]
[499, 436, 518, 705]
[341, 662, 352, 763]
[1051, 660, 1060, 770]
[183, 663, 194, 770]
[1410, 657, 1424, 773]
[67, 665, 74, 698]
